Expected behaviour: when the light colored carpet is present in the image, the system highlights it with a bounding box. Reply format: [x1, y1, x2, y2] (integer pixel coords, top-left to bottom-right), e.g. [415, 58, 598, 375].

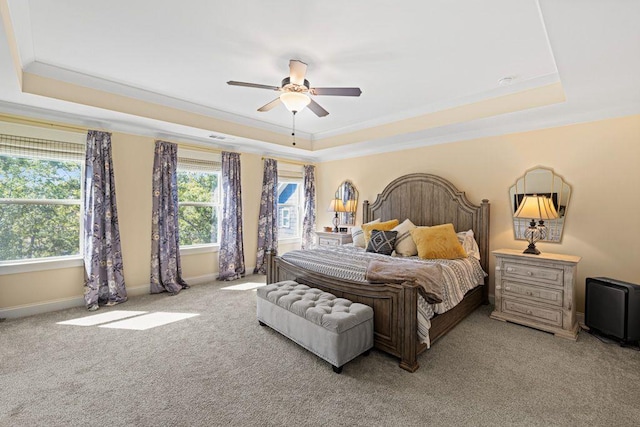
[1, 275, 639, 426]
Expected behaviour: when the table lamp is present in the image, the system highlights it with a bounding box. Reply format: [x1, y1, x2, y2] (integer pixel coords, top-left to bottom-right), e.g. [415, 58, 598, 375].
[513, 194, 559, 255]
[327, 199, 347, 232]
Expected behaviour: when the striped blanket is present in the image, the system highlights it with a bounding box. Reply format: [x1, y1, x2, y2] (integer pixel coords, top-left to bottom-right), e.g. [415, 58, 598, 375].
[281, 245, 486, 347]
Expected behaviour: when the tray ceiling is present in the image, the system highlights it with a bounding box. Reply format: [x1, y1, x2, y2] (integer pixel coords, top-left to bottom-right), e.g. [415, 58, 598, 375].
[0, 0, 639, 161]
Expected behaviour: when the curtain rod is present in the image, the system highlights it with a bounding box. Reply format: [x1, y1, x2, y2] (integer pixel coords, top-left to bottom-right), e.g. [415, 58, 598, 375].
[262, 156, 312, 166]
[0, 117, 229, 153]
[0, 114, 88, 133]
[0, 115, 284, 160]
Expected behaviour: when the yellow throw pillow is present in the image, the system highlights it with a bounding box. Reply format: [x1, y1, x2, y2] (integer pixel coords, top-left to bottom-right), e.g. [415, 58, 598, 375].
[362, 219, 399, 246]
[410, 223, 468, 260]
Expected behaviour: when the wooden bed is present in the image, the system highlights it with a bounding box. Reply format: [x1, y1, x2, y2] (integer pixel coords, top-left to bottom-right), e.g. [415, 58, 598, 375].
[267, 173, 490, 372]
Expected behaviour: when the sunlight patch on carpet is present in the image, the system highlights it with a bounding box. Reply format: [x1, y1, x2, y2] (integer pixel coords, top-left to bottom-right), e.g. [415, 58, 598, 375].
[221, 282, 266, 291]
[57, 310, 148, 326]
[98, 312, 200, 330]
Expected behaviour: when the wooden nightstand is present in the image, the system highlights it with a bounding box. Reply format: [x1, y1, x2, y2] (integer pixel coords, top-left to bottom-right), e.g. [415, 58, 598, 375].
[315, 231, 353, 247]
[490, 248, 581, 340]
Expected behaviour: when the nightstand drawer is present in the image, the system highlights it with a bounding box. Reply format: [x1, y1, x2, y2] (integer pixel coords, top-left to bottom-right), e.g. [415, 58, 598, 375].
[318, 237, 339, 246]
[503, 261, 563, 286]
[502, 280, 563, 307]
[315, 231, 352, 246]
[502, 299, 563, 327]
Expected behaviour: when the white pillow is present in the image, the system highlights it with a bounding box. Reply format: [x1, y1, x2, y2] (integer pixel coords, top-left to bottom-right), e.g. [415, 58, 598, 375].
[391, 219, 418, 256]
[352, 219, 380, 248]
[456, 229, 481, 260]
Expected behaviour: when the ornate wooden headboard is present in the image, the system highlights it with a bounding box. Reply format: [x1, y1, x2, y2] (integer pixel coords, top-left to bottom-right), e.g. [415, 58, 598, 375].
[362, 173, 490, 283]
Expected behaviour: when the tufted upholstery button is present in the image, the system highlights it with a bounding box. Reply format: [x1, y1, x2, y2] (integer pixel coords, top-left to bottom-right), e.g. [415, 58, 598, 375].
[256, 280, 373, 334]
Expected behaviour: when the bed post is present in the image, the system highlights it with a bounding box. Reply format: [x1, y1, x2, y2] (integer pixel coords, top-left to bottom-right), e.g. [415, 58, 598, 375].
[362, 200, 371, 223]
[400, 285, 419, 372]
[479, 199, 490, 304]
[266, 250, 277, 284]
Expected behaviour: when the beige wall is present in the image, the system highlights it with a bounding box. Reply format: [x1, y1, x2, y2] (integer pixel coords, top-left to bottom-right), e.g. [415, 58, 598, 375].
[316, 114, 640, 311]
[1, 114, 638, 315]
[0, 129, 301, 313]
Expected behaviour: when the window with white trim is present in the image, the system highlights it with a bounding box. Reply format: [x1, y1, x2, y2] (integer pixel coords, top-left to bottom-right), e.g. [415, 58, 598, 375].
[177, 152, 221, 246]
[277, 165, 304, 240]
[0, 133, 84, 262]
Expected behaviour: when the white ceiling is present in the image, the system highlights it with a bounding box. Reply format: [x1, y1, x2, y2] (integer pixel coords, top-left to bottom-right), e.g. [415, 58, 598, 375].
[0, 0, 639, 161]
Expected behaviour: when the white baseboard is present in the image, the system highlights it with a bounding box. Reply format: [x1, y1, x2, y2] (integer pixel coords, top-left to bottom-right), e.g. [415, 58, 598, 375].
[0, 268, 258, 320]
[185, 272, 218, 286]
[0, 296, 86, 320]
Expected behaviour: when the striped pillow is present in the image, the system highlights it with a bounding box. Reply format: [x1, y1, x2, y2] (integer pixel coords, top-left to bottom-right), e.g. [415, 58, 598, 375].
[392, 219, 418, 256]
[351, 219, 380, 248]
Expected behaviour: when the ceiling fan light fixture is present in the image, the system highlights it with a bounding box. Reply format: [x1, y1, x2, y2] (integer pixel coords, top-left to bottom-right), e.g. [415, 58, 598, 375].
[280, 92, 310, 113]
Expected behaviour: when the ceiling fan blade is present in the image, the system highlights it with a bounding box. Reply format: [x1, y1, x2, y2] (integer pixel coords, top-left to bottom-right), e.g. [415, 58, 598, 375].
[227, 81, 280, 91]
[310, 87, 362, 96]
[289, 60, 308, 86]
[307, 99, 329, 117]
[257, 97, 281, 112]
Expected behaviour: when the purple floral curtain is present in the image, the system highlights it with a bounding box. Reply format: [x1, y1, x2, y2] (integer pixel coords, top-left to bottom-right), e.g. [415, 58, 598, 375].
[218, 151, 245, 280]
[150, 140, 189, 294]
[83, 130, 127, 310]
[301, 164, 316, 250]
[254, 158, 278, 274]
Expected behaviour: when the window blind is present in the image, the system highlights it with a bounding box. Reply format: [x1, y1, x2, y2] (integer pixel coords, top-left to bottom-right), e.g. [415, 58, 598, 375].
[0, 134, 85, 162]
[277, 162, 304, 179]
[177, 156, 221, 172]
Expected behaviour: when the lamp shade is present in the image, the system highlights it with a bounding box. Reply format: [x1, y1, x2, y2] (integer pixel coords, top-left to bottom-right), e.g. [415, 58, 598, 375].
[542, 196, 559, 219]
[327, 199, 346, 212]
[280, 92, 311, 113]
[514, 195, 559, 220]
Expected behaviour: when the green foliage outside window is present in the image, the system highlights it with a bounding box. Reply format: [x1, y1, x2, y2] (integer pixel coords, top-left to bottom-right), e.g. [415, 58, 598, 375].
[177, 170, 219, 245]
[0, 156, 81, 261]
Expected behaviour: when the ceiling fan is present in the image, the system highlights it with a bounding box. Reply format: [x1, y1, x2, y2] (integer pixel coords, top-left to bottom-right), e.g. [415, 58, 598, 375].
[227, 59, 362, 117]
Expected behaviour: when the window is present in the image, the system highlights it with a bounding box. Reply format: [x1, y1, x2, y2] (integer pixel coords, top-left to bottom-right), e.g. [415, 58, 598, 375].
[279, 207, 291, 229]
[177, 153, 221, 246]
[0, 134, 84, 263]
[277, 169, 303, 239]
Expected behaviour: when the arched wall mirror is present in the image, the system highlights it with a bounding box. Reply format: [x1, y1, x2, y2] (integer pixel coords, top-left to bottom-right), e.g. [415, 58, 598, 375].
[509, 167, 571, 243]
[335, 180, 358, 226]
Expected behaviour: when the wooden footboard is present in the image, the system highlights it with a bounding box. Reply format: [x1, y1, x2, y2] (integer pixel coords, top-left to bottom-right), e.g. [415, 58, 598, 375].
[267, 250, 424, 371]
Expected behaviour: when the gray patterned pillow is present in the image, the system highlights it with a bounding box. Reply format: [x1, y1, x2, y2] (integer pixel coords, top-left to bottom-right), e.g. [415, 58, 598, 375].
[366, 230, 398, 256]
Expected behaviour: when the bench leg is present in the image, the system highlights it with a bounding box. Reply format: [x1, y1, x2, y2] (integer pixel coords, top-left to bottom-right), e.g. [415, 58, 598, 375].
[258, 320, 266, 326]
[363, 349, 371, 356]
[332, 365, 343, 374]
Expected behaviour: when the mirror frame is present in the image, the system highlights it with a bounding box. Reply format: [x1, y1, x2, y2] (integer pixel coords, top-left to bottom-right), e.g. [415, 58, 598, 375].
[509, 166, 571, 243]
[335, 180, 358, 226]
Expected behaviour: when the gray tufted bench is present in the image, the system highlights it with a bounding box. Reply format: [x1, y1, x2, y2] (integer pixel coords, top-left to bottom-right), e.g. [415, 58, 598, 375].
[257, 280, 373, 373]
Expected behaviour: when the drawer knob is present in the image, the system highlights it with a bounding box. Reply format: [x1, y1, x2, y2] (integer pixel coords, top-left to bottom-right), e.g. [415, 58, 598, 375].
[506, 268, 514, 272]
[527, 271, 533, 276]
[505, 287, 510, 291]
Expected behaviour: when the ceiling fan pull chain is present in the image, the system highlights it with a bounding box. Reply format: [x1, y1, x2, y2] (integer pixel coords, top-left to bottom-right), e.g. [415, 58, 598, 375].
[292, 111, 297, 146]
